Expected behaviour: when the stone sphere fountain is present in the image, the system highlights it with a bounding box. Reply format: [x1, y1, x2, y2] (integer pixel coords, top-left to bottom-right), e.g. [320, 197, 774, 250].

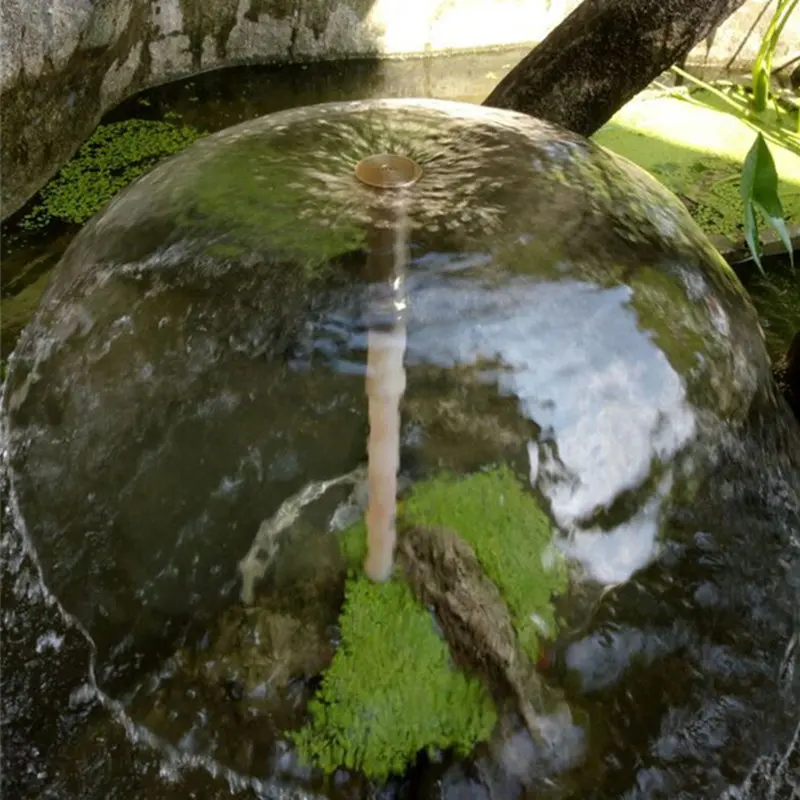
[4, 99, 796, 797]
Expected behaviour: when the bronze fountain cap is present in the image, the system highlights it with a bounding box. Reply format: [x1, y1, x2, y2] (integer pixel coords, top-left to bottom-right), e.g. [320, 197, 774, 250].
[355, 153, 423, 189]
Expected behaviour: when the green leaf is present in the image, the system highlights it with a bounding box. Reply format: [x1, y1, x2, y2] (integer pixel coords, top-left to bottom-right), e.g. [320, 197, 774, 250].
[751, 0, 799, 113]
[740, 133, 795, 273]
[751, 64, 770, 114]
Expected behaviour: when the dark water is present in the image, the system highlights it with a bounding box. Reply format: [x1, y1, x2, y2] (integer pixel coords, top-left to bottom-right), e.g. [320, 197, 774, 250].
[734, 254, 800, 365]
[3, 98, 799, 799]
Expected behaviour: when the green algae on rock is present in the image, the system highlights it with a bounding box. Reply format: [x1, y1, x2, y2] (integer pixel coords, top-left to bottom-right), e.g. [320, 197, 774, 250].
[403, 467, 568, 662]
[293, 466, 567, 779]
[292, 574, 497, 780]
[21, 119, 204, 230]
[175, 134, 366, 271]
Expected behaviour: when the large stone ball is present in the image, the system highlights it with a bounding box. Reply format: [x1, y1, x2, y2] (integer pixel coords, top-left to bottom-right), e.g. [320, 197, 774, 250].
[3, 99, 771, 678]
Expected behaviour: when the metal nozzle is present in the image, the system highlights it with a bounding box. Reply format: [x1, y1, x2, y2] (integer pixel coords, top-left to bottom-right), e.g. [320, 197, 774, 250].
[355, 153, 422, 190]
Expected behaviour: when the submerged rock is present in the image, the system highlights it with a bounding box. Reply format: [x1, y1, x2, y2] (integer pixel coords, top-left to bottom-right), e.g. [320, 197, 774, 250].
[128, 534, 345, 777]
[399, 523, 551, 739]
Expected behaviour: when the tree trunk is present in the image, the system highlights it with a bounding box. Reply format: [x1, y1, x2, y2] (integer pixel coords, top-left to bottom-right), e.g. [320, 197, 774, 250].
[483, 0, 749, 137]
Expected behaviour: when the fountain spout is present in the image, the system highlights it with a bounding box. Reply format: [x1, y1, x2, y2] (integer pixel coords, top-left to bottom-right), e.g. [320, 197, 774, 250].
[355, 154, 421, 582]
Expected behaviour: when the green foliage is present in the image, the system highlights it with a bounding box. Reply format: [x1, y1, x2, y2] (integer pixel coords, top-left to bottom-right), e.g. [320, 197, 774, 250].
[21, 119, 203, 230]
[741, 133, 795, 272]
[746, 0, 797, 265]
[339, 467, 567, 661]
[668, 66, 796, 269]
[402, 467, 567, 662]
[752, 0, 798, 113]
[292, 574, 496, 780]
[338, 518, 369, 571]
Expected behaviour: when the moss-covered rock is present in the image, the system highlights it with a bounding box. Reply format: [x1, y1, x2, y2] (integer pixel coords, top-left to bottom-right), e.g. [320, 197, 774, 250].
[176, 135, 366, 268]
[294, 466, 567, 780]
[402, 467, 567, 662]
[292, 574, 497, 781]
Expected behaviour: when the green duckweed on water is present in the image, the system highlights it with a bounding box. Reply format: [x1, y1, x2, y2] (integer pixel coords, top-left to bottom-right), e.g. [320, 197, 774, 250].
[594, 89, 800, 242]
[294, 466, 566, 780]
[21, 119, 205, 230]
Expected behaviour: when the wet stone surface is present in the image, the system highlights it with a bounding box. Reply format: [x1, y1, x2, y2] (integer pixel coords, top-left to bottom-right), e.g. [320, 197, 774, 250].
[129, 559, 343, 778]
[2, 99, 797, 797]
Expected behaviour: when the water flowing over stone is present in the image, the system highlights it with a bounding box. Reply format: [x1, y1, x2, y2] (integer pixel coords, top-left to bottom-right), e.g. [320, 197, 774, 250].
[2, 99, 797, 797]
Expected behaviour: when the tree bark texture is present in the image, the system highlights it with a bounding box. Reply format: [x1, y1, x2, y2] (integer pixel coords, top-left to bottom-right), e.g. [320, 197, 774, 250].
[483, 0, 750, 137]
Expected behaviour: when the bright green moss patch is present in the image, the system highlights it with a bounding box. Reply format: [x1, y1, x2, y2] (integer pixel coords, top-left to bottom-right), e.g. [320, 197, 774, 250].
[594, 91, 800, 242]
[292, 575, 496, 780]
[294, 466, 566, 779]
[338, 518, 369, 571]
[402, 467, 567, 662]
[21, 119, 204, 230]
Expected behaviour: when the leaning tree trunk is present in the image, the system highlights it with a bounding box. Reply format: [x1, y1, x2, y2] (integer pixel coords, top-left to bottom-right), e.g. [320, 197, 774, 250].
[483, 0, 749, 137]
[483, 0, 800, 427]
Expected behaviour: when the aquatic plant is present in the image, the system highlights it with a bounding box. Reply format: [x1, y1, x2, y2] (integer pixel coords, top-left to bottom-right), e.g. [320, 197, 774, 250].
[21, 119, 204, 230]
[292, 573, 497, 780]
[294, 466, 566, 779]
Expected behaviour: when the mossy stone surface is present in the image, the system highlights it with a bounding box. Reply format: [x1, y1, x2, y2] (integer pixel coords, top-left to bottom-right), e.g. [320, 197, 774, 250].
[292, 574, 497, 781]
[294, 466, 566, 780]
[402, 467, 567, 662]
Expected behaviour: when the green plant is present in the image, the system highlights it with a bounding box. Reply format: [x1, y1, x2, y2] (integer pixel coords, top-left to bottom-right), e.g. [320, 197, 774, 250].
[21, 119, 204, 230]
[292, 573, 497, 780]
[741, 131, 794, 271]
[752, 0, 799, 113]
[294, 466, 567, 779]
[402, 467, 567, 661]
[746, 0, 797, 269]
[670, 65, 796, 272]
